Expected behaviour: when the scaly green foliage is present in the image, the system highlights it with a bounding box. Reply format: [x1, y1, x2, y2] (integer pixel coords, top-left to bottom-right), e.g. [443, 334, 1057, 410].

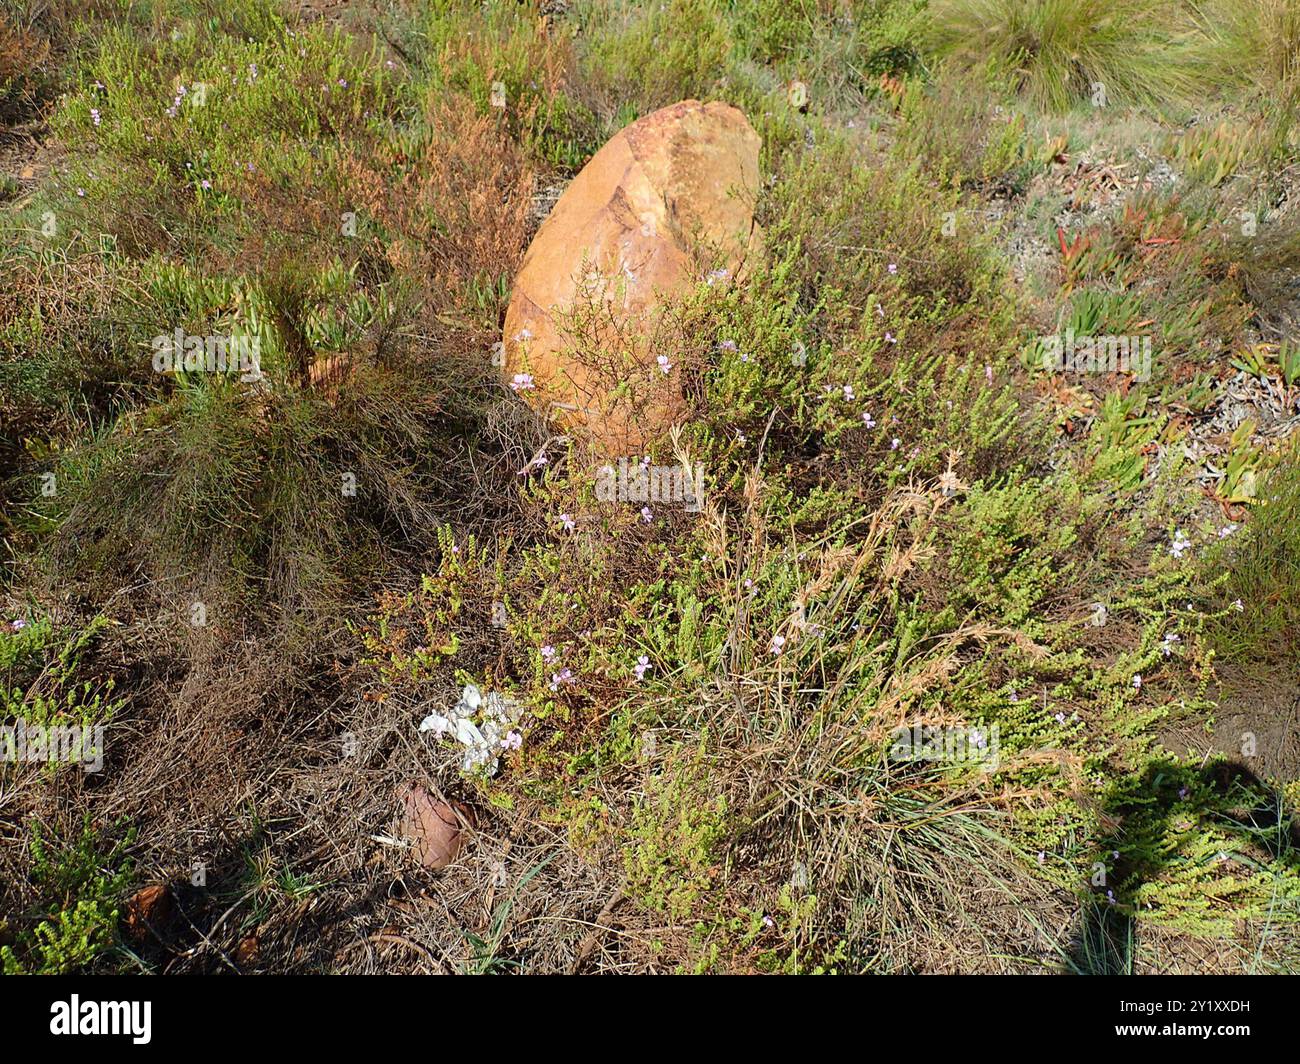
[1, 817, 135, 975]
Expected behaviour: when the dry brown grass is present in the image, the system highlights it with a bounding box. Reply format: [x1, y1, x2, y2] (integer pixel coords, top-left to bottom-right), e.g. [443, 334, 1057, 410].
[0, 15, 50, 127]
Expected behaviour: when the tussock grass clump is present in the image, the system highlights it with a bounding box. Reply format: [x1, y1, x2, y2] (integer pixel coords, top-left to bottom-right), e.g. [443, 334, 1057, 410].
[1196, 0, 1300, 93]
[924, 0, 1214, 111]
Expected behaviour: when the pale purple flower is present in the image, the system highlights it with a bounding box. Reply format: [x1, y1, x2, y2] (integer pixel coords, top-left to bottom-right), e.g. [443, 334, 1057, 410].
[887, 262, 898, 275]
[510, 372, 535, 392]
[634, 655, 650, 681]
[862, 411, 876, 428]
[640, 506, 653, 524]
[656, 354, 672, 375]
[558, 513, 575, 533]
[1132, 674, 1142, 690]
[549, 667, 575, 691]
[770, 634, 786, 656]
[501, 730, 523, 751]
[90, 108, 101, 127]
[842, 384, 855, 401]
[1170, 530, 1191, 559]
[890, 437, 900, 450]
[540, 644, 556, 663]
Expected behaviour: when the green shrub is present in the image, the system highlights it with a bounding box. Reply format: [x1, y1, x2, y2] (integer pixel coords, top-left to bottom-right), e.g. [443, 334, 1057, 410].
[1208, 441, 1300, 669]
[1, 818, 135, 975]
[0, 613, 123, 728]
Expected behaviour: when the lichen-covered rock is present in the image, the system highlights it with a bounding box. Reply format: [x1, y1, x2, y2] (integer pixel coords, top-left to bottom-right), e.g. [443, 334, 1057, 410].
[503, 100, 762, 454]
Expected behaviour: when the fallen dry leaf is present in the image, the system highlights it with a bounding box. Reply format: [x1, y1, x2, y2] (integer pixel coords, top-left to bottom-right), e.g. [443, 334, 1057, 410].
[397, 783, 471, 870]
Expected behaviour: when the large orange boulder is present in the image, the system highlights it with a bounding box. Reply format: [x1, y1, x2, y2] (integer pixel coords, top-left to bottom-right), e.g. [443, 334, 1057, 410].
[503, 100, 762, 454]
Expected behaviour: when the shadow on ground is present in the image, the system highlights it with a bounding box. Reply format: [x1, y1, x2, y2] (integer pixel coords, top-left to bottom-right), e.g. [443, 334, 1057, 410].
[1068, 757, 1300, 974]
